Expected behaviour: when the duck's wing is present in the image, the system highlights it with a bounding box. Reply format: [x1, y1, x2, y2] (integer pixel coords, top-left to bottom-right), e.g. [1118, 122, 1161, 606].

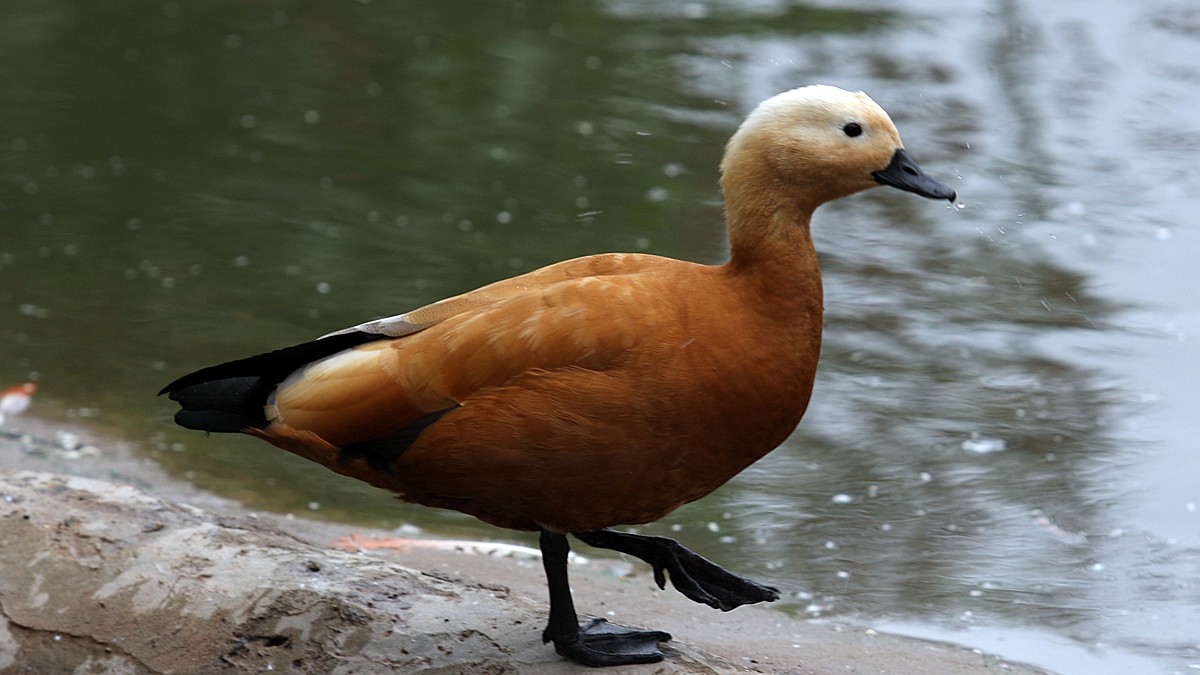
[241, 256, 699, 490]
[160, 252, 671, 436]
[322, 252, 665, 339]
[264, 260, 685, 446]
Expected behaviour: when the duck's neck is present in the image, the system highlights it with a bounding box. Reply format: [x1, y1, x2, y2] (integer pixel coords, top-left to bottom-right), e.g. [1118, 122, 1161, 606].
[718, 208, 823, 348]
[720, 162, 824, 315]
[725, 200, 815, 271]
[720, 148, 820, 264]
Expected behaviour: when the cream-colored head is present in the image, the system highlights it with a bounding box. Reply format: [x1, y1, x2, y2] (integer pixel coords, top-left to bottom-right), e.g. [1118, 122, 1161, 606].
[721, 85, 954, 214]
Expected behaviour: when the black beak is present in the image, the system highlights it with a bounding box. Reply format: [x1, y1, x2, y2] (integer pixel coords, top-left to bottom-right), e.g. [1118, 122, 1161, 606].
[872, 148, 957, 202]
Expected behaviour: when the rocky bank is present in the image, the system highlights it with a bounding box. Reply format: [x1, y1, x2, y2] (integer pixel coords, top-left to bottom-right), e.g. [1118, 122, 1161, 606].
[0, 420, 1042, 674]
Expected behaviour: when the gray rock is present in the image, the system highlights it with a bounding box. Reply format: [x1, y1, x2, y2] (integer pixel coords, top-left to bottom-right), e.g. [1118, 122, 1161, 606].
[0, 470, 736, 674]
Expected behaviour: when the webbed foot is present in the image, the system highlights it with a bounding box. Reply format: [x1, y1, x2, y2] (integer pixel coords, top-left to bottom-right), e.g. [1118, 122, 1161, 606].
[575, 528, 780, 611]
[544, 618, 671, 667]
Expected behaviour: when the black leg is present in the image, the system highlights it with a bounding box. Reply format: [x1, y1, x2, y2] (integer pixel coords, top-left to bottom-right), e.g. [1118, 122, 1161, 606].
[574, 528, 780, 611]
[538, 530, 671, 667]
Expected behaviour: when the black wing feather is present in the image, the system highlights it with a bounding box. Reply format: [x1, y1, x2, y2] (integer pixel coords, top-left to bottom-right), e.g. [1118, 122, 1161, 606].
[159, 331, 385, 433]
[338, 406, 458, 473]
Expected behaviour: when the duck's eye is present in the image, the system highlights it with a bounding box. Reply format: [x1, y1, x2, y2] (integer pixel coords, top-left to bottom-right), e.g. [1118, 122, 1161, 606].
[843, 122, 863, 137]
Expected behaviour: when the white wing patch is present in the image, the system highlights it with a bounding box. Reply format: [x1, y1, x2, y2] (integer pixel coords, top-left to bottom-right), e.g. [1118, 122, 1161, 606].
[322, 312, 430, 339]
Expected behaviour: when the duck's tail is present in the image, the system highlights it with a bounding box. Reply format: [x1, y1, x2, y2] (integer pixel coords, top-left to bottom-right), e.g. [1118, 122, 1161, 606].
[158, 331, 382, 433]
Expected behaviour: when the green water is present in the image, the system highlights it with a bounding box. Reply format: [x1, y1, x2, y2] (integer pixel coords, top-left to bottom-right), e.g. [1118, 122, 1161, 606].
[4, 2, 1198, 672]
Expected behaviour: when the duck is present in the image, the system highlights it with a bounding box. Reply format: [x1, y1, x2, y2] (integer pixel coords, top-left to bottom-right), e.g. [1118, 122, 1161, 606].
[0, 382, 37, 427]
[160, 84, 956, 667]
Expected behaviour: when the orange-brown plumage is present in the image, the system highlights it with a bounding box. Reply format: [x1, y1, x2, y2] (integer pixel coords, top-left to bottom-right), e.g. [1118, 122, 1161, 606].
[247, 245, 824, 532]
[162, 85, 955, 667]
[0, 382, 37, 426]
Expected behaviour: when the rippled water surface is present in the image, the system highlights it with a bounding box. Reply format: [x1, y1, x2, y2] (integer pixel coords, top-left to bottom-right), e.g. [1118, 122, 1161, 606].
[3, 2, 1198, 672]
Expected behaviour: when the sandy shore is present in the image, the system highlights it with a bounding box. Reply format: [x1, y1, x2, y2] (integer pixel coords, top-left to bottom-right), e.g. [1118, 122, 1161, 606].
[0, 415, 1044, 674]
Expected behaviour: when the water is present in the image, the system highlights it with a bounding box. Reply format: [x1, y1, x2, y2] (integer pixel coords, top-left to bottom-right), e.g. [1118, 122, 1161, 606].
[2, 1, 1198, 672]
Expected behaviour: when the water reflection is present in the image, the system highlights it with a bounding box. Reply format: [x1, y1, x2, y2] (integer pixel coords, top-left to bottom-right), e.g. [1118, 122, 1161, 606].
[2, 1, 1197, 672]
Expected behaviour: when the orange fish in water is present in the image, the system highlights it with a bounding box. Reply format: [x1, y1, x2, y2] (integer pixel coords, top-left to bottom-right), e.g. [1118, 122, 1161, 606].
[161, 85, 956, 666]
[0, 382, 37, 427]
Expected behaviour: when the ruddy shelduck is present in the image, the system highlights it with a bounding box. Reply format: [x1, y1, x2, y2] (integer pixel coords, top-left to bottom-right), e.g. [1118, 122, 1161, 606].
[162, 85, 956, 666]
[0, 382, 37, 427]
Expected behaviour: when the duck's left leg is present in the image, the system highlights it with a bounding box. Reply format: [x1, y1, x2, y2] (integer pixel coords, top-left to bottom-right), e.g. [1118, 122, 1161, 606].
[539, 530, 672, 666]
[574, 528, 780, 611]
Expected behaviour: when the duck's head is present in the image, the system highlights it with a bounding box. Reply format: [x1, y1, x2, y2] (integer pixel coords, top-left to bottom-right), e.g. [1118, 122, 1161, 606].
[721, 85, 956, 213]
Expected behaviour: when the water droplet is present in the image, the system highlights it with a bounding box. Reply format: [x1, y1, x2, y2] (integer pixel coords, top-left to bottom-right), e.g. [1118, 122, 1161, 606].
[644, 186, 669, 202]
[18, 304, 49, 319]
[962, 436, 1007, 454]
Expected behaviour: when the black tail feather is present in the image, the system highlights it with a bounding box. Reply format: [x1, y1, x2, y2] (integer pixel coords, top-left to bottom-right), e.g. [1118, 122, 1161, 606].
[160, 331, 386, 433]
[169, 375, 273, 432]
[175, 407, 267, 433]
[159, 331, 382, 396]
